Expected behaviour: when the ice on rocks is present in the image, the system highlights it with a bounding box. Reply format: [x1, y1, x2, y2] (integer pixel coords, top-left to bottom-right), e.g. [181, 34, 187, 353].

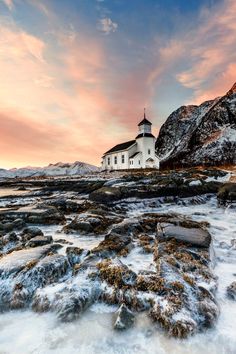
[0, 245, 53, 276]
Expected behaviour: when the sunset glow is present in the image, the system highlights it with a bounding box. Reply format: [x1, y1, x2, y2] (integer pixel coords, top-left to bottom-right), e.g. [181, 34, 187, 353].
[0, 0, 236, 168]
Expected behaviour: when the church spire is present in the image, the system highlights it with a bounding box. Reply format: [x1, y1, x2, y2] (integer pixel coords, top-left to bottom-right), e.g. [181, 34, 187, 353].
[138, 109, 152, 127]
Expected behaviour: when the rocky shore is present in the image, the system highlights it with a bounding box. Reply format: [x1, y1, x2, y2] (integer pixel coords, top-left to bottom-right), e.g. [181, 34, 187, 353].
[0, 168, 235, 340]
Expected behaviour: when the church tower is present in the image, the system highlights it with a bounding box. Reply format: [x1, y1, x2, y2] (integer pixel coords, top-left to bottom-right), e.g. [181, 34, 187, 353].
[137, 108, 153, 134]
[135, 109, 159, 168]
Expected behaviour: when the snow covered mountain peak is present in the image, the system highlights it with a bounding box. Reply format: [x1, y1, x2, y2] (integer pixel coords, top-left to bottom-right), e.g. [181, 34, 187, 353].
[0, 161, 100, 178]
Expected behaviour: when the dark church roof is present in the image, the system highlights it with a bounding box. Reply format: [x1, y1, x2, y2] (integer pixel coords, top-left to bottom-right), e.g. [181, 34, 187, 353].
[130, 152, 141, 159]
[138, 110, 152, 126]
[136, 133, 155, 139]
[104, 140, 136, 155]
[138, 117, 152, 126]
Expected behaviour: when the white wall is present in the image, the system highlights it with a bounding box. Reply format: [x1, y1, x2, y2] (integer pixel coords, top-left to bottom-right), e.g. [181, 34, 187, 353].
[130, 153, 142, 169]
[139, 124, 151, 134]
[136, 137, 159, 168]
[102, 147, 135, 170]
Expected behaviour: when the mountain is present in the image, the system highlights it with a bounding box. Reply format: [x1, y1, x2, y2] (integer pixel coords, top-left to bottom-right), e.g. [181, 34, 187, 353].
[155, 83, 236, 169]
[0, 161, 100, 178]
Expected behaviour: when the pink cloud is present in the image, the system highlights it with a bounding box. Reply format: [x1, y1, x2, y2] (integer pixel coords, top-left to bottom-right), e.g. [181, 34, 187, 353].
[175, 0, 236, 103]
[2, 0, 13, 10]
[1, 0, 235, 169]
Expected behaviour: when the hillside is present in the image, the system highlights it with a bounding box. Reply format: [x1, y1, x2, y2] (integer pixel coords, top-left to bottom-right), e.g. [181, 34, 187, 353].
[156, 83, 236, 169]
[0, 161, 99, 178]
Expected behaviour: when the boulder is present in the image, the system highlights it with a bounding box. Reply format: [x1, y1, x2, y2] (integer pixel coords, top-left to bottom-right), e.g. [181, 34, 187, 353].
[63, 220, 93, 234]
[26, 235, 53, 248]
[227, 281, 236, 300]
[56, 294, 92, 322]
[157, 224, 211, 247]
[10, 283, 30, 309]
[63, 212, 122, 235]
[97, 259, 137, 288]
[66, 247, 89, 266]
[20, 227, 44, 242]
[0, 245, 53, 276]
[3, 232, 18, 243]
[113, 303, 135, 330]
[89, 187, 122, 203]
[46, 198, 89, 213]
[217, 183, 236, 205]
[110, 218, 142, 236]
[1, 205, 65, 225]
[197, 300, 219, 327]
[23, 254, 69, 288]
[231, 239, 236, 249]
[92, 233, 131, 256]
[0, 218, 25, 234]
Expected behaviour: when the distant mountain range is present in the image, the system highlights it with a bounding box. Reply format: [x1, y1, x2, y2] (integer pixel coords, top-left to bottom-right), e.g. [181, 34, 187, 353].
[0, 161, 100, 178]
[156, 82, 236, 169]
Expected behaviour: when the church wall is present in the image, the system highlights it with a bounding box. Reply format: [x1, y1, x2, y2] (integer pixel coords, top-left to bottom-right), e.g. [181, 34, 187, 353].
[139, 124, 151, 134]
[102, 149, 131, 170]
[136, 137, 157, 168]
[130, 153, 142, 169]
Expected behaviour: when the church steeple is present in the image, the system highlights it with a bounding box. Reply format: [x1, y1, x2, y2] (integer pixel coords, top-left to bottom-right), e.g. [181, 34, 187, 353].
[138, 108, 152, 127]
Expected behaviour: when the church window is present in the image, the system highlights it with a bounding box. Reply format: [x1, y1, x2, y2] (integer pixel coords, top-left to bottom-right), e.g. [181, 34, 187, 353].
[122, 155, 125, 163]
[139, 160, 140, 165]
[114, 156, 117, 164]
[107, 157, 110, 165]
[148, 149, 151, 155]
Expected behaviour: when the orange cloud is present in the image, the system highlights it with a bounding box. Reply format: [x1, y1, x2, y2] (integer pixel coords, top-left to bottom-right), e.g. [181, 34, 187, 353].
[1, 0, 235, 169]
[0, 18, 135, 168]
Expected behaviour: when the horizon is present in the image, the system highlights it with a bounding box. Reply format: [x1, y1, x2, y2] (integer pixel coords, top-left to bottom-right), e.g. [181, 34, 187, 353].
[1, 160, 100, 170]
[1, 0, 236, 169]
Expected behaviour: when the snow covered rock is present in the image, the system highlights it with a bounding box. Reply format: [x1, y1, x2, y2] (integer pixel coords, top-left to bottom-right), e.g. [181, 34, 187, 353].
[0, 161, 99, 178]
[156, 83, 236, 168]
[227, 281, 236, 300]
[113, 303, 135, 330]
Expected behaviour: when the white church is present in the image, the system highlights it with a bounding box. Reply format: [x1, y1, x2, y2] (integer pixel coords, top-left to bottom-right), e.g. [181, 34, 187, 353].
[102, 110, 159, 170]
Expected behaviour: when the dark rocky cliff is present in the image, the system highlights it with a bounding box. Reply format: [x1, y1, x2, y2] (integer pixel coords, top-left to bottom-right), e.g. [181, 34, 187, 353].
[156, 83, 236, 169]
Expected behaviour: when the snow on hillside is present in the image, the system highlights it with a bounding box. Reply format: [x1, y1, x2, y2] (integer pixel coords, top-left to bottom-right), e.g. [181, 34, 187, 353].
[156, 82, 236, 168]
[0, 161, 100, 178]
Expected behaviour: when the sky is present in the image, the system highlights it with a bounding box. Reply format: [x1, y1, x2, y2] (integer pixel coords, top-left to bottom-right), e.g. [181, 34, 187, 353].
[0, 0, 235, 168]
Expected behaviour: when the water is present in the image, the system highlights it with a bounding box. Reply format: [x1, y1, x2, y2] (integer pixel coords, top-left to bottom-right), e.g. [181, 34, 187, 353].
[120, 246, 155, 273]
[39, 224, 104, 255]
[0, 197, 235, 354]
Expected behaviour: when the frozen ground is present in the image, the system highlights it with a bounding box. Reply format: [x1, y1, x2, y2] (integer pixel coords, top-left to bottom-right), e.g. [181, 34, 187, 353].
[0, 196, 235, 354]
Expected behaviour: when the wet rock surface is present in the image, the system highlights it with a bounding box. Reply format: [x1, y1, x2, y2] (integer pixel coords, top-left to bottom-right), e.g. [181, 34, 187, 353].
[157, 223, 211, 247]
[113, 303, 135, 330]
[25, 235, 53, 248]
[217, 183, 236, 205]
[0, 245, 53, 275]
[227, 281, 236, 300]
[0, 168, 234, 340]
